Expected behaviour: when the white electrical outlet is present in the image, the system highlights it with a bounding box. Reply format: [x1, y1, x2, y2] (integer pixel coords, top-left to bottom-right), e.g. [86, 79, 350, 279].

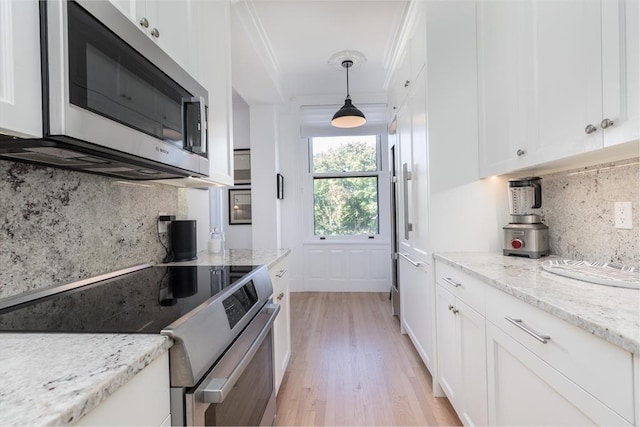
[614, 202, 633, 230]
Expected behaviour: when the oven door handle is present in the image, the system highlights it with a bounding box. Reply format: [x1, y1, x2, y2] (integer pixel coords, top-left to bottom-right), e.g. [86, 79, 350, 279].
[199, 303, 280, 404]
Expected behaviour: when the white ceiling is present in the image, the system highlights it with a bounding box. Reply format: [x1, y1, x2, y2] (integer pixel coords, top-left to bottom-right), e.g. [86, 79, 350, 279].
[230, 0, 410, 105]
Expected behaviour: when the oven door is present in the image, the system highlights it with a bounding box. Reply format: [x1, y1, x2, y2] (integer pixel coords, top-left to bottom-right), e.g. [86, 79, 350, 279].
[186, 303, 280, 426]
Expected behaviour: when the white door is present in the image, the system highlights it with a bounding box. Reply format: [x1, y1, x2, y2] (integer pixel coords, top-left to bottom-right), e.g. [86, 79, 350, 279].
[532, 0, 603, 163]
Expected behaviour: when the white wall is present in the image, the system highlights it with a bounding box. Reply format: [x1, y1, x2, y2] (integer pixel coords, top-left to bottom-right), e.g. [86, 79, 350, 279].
[222, 90, 253, 249]
[250, 105, 279, 250]
[185, 188, 211, 253]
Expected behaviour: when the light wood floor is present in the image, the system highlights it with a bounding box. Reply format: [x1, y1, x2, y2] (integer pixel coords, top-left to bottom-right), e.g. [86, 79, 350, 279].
[276, 292, 461, 426]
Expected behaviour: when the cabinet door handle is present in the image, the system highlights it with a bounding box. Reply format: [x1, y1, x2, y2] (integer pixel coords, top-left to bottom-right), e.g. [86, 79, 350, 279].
[275, 269, 287, 278]
[398, 252, 423, 267]
[404, 80, 411, 88]
[442, 277, 462, 288]
[584, 124, 598, 134]
[402, 163, 412, 239]
[277, 292, 284, 301]
[139, 17, 149, 28]
[600, 118, 614, 129]
[516, 149, 526, 157]
[505, 316, 551, 344]
[452, 308, 459, 314]
[151, 28, 160, 38]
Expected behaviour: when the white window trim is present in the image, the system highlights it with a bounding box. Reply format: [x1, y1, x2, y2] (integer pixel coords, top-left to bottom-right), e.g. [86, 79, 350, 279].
[303, 134, 391, 243]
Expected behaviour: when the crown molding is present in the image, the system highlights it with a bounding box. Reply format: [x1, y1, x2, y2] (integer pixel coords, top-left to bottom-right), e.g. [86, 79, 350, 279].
[232, 0, 285, 102]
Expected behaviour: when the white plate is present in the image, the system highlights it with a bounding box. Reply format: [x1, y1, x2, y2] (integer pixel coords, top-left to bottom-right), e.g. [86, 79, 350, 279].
[542, 260, 639, 289]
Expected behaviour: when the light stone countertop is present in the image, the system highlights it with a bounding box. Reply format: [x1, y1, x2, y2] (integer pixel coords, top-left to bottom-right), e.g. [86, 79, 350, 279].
[0, 333, 172, 426]
[0, 249, 289, 426]
[162, 248, 291, 269]
[434, 252, 640, 354]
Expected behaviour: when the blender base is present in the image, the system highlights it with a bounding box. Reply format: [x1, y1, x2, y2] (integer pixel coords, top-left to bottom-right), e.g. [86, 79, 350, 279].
[503, 223, 549, 259]
[503, 248, 549, 259]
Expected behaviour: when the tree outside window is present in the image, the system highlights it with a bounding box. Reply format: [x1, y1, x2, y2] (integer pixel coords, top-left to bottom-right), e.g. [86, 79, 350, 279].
[310, 135, 380, 236]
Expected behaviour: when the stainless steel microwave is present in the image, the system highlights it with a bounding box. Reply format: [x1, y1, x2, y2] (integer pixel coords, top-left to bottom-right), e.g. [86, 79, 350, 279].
[0, 0, 209, 180]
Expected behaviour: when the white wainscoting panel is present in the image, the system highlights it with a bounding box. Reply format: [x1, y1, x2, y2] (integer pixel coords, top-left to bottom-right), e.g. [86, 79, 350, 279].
[303, 243, 391, 292]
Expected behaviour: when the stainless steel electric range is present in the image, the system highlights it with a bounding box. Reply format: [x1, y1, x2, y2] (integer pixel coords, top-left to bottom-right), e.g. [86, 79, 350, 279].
[0, 263, 279, 426]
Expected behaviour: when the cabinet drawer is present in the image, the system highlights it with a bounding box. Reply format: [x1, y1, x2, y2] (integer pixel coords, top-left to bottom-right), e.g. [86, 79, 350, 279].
[485, 285, 634, 423]
[434, 261, 486, 315]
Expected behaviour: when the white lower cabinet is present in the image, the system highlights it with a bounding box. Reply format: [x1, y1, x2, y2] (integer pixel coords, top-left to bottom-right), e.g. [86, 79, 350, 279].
[486, 322, 630, 426]
[399, 255, 435, 372]
[436, 285, 487, 427]
[434, 259, 635, 426]
[268, 255, 291, 394]
[435, 265, 488, 427]
[74, 352, 170, 426]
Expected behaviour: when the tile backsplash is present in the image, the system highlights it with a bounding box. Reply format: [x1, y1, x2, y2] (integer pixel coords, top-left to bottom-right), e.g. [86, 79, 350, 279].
[0, 161, 185, 299]
[541, 158, 639, 266]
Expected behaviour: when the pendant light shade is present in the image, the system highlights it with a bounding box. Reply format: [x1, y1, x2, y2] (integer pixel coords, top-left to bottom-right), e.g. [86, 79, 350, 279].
[331, 60, 366, 128]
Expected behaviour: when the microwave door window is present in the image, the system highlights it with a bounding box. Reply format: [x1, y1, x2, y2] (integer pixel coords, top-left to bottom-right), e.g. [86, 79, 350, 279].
[67, 1, 189, 147]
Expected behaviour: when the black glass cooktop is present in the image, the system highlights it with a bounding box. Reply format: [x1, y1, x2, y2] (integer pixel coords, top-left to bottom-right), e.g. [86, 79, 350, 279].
[0, 265, 260, 334]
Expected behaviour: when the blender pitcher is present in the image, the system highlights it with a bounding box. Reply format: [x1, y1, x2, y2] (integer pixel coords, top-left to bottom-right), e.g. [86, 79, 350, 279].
[508, 177, 543, 224]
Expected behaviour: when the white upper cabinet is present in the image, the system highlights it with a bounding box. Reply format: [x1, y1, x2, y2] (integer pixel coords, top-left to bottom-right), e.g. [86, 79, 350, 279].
[478, 0, 639, 177]
[601, 0, 639, 147]
[0, 0, 42, 138]
[109, 0, 198, 76]
[388, 2, 427, 114]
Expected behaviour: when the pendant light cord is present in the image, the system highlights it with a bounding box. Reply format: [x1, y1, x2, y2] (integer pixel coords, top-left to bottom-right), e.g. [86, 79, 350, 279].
[346, 62, 350, 98]
[342, 59, 353, 99]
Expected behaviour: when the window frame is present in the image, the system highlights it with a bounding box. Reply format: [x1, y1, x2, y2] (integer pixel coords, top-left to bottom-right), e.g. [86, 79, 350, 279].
[306, 135, 385, 241]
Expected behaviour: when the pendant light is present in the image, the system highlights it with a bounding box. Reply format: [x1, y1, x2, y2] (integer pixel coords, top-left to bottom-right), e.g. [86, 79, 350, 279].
[331, 60, 366, 128]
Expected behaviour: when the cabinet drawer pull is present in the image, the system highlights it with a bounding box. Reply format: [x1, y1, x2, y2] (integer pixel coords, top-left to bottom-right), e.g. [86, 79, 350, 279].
[139, 17, 149, 28]
[398, 252, 423, 267]
[516, 149, 526, 157]
[275, 269, 287, 278]
[442, 277, 462, 288]
[448, 304, 454, 311]
[505, 316, 551, 344]
[277, 292, 284, 301]
[151, 28, 160, 38]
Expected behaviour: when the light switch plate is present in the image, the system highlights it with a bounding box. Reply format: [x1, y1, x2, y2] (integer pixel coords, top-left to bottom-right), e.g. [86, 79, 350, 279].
[614, 202, 633, 229]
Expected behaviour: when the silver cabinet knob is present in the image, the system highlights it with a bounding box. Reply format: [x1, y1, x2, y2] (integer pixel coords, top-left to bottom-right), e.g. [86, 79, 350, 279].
[452, 308, 459, 314]
[516, 149, 526, 157]
[139, 17, 149, 28]
[151, 28, 160, 38]
[448, 304, 454, 311]
[600, 118, 614, 129]
[585, 124, 598, 134]
[277, 292, 284, 301]
[404, 80, 410, 88]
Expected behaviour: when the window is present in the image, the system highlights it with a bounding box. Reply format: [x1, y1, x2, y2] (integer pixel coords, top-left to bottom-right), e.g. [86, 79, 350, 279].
[310, 135, 380, 236]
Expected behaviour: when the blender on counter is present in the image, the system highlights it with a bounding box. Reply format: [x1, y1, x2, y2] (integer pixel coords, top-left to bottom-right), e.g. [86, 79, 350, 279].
[503, 177, 549, 258]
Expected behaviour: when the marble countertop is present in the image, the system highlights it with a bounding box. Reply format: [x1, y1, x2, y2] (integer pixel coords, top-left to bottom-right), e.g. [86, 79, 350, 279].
[162, 248, 291, 269]
[0, 333, 172, 426]
[434, 252, 640, 354]
[0, 248, 290, 426]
